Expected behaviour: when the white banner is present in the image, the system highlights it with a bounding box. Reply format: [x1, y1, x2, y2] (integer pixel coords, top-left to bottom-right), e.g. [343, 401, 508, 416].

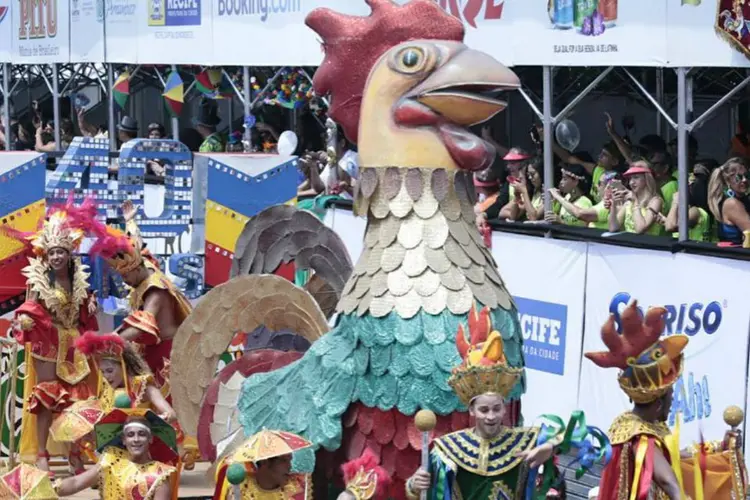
[666, 0, 750, 68]
[211, 0, 330, 66]
[104, 0, 212, 64]
[12, 0, 70, 63]
[508, 0, 668, 66]
[70, 0, 105, 62]
[102, 0, 138, 62]
[579, 243, 750, 448]
[0, 0, 748, 66]
[491, 232, 587, 423]
[0, 0, 11, 63]
[138, 0, 212, 64]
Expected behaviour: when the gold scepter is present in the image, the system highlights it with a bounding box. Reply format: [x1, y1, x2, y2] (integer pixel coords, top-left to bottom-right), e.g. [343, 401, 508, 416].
[414, 410, 437, 500]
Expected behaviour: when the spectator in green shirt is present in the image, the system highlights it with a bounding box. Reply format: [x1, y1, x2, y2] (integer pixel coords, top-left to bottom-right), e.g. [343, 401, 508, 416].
[648, 150, 678, 214]
[196, 100, 224, 153]
[545, 164, 593, 227]
[659, 190, 713, 242]
[609, 162, 664, 235]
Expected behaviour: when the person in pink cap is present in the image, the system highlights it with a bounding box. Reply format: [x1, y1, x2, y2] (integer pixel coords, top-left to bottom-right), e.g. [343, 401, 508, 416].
[608, 161, 664, 235]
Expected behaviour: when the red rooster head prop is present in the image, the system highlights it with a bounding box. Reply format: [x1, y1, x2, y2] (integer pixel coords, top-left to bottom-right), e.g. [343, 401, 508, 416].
[448, 303, 523, 406]
[585, 301, 688, 404]
[306, 0, 519, 172]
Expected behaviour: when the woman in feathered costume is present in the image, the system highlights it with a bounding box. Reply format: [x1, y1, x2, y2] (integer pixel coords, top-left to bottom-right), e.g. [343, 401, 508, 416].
[5, 198, 100, 474]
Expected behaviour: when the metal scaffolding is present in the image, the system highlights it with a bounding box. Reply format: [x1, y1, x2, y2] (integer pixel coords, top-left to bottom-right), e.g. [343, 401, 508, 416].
[0, 63, 747, 242]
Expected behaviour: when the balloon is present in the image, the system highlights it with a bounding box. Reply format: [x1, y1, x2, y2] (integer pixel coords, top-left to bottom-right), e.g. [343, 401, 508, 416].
[555, 119, 581, 151]
[277, 131, 299, 156]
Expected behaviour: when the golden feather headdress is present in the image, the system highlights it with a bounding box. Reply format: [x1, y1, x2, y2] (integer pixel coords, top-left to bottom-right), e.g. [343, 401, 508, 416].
[448, 303, 523, 406]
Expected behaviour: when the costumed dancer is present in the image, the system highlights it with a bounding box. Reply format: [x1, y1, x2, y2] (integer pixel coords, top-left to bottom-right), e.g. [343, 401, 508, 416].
[406, 305, 609, 499]
[5, 198, 100, 474]
[53, 405, 180, 500]
[212, 429, 313, 500]
[88, 200, 192, 395]
[587, 300, 748, 500]
[585, 301, 686, 499]
[74, 331, 177, 419]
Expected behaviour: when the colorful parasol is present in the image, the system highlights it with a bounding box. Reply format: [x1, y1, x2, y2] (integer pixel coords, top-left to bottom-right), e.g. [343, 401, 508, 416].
[50, 399, 105, 443]
[112, 71, 130, 111]
[229, 429, 312, 464]
[162, 71, 184, 118]
[195, 69, 233, 99]
[0, 464, 58, 499]
[95, 408, 179, 465]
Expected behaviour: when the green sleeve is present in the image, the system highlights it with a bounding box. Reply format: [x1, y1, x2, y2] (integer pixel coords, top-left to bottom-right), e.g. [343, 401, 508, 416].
[596, 203, 609, 222]
[576, 196, 593, 209]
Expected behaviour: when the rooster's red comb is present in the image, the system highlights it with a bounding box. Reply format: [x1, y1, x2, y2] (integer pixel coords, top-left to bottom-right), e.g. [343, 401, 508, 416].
[305, 0, 464, 144]
[585, 301, 667, 370]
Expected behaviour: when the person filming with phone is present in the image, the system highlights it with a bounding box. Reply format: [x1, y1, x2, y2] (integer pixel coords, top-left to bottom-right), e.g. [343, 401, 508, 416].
[608, 161, 664, 235]
[545, 164, 593, 227]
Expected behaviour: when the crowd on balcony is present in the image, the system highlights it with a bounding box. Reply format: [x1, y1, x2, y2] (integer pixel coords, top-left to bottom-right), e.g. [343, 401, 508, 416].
[472, 116, 750, 246]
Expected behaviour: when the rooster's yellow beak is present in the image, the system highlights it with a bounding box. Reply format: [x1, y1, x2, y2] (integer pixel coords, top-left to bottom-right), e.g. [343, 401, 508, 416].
[406, 47, 520, 127]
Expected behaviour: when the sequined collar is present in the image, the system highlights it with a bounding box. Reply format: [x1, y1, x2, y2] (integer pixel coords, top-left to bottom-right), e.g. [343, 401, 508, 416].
[607, 411, 670, 446]
[23, 257, 90, 329]
[433, 427, 539, 477]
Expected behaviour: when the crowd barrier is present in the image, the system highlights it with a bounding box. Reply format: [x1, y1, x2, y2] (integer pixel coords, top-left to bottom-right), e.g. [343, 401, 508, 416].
[323, 205, 750, 462]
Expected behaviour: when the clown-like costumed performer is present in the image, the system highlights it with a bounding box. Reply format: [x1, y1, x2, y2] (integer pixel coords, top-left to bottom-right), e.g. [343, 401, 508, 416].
[212, 430, 314, 500]
[53, 405, 179, 500]
[4, 199, 100, 474]
[88, 200, 192, 395]
[586, 301, 748, 500]
[406, 306, 609, 499]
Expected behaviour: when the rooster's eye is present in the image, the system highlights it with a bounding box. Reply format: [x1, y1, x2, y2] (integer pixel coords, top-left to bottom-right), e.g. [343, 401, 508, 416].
[390, 46, 430, 75]
[402, 49, 421, 68]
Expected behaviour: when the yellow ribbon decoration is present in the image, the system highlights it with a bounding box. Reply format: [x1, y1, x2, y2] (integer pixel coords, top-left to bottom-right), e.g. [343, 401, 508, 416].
[215, 457, 230, 500]
[693, 447, 704, 500]
[630, 435, 650, 500]
[665, 412, 686, 499]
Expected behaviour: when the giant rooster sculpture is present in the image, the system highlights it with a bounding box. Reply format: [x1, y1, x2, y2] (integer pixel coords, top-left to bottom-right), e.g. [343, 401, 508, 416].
[171, 0, 524, 497]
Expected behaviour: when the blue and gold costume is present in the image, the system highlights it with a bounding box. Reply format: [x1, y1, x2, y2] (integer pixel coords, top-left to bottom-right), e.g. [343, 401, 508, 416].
[407, 304, 610, 500]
